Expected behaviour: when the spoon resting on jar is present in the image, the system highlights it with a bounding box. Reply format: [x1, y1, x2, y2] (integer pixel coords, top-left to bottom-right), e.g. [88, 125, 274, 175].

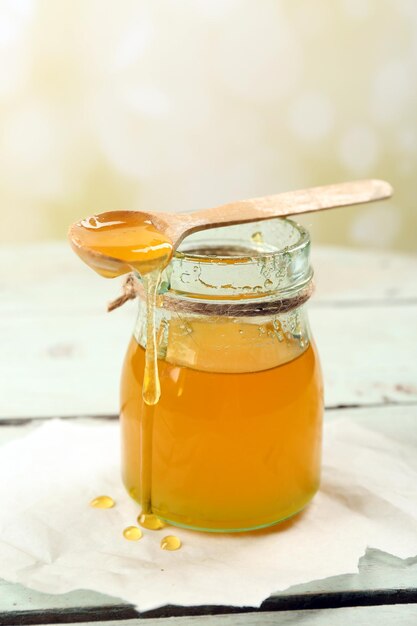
[68, 178, 392, 530]
[68, 178, 392, 280]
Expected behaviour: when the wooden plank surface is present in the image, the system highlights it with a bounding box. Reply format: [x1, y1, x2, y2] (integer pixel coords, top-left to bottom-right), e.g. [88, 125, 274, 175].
[3, 243, 417, 310]
[1, 243, 416, 624]
[1, 303, 416, 419]
[1, 243, 417, 418]
[1, 605, 417, 626]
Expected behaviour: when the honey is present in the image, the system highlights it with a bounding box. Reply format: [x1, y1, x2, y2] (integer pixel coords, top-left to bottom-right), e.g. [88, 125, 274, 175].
[138, 513, 165, 530]
[90, 495, 115, 509]
[123, 526, 143, 541]
[70, 211, 172, 527]
[69, 211, 173, 278]
[121, 332, 322, 531]
[71, 214, 323, 533]
[161, 535, 182, 551]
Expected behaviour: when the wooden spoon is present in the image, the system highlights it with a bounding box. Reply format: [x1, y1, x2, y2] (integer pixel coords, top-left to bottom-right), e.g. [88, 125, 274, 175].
[69, 179, 392, 277]
[162, 177, 392, 239]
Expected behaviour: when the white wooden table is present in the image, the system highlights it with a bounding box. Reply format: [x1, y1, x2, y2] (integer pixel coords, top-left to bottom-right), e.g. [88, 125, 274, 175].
[1, 243, 417, 625]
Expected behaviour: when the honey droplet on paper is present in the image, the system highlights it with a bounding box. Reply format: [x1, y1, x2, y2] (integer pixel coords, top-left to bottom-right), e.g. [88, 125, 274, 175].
[160, 535, 182, 551]
[138, 513, 165, 530]
[123, 526, 143, 541]
[90, 495, 115, 509]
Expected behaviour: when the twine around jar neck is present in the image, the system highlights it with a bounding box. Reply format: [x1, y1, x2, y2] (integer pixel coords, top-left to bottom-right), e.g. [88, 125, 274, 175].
[108, 273, 313, 317]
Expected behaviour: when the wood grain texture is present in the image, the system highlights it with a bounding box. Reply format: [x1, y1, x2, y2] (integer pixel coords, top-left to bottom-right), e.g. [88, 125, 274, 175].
[71, 604, 416, 625]
[1, 604, 417, 625]
[4, 300, 415, 418]
[311, 306, 417, 407]
[2, 242, 416, 316]
[1, 243, 416, 418]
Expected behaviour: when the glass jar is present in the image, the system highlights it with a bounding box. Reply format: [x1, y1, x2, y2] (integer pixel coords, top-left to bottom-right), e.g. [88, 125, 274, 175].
[120, 218, 323, 532]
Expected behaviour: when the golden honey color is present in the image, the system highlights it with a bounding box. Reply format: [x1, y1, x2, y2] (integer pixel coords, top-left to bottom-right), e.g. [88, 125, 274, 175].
[90, 495, 115, 509]
[69, 211, 173, 278]
[161, 536, 182, 551]
[123, 526, 143, 541]
[70, 210, 174, 525]
[120, 332, 323, 532]
[70, 210, 323, 532]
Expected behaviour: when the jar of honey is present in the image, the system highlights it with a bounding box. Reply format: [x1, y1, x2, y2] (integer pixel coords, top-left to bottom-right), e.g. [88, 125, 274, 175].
[120, 218, 323, 532]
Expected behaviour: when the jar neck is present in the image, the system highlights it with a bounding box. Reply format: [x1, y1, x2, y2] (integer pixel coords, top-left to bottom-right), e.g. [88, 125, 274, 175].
[132, 277, 313, 317]
[133, 295, 312, 373]
[135, 218, 313, 305]
[132, 218, 314, 373]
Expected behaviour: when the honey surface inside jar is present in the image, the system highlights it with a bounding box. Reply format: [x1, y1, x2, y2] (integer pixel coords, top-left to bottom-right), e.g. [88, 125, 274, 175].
[121, 324, 323, 532]
[70, 211, 173, 277]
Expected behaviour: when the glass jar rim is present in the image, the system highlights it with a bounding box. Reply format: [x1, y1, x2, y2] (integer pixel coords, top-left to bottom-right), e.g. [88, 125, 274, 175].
[175, 217, 310, 263]
[159, 218, 313, 303]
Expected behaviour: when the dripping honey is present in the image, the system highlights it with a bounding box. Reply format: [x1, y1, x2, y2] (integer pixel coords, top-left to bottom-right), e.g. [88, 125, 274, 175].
[138, 513, 165, 530]
[70, 211, 172, 527]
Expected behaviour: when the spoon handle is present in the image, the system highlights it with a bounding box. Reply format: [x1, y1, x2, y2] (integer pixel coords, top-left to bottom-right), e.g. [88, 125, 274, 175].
[187, 179, 393, 230]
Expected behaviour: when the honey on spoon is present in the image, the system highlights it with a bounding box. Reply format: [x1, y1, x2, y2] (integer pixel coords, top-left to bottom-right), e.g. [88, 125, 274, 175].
[69, 179, 391, 281]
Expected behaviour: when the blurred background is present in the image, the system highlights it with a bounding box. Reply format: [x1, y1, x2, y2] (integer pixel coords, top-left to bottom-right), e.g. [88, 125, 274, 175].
[1, 0, 416, 251]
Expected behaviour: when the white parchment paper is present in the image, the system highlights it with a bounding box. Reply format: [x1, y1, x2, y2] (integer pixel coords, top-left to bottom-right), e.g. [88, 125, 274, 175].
[0, 418, 416, 611]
